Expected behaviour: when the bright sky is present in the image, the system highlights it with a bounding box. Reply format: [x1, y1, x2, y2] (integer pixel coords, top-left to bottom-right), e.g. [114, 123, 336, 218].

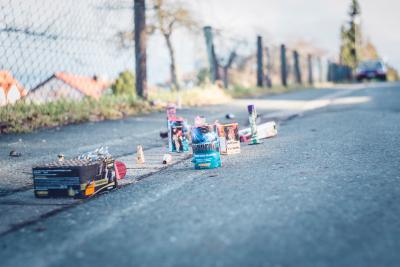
[193, 0, 399, 62]
[148, 0, 400, 83]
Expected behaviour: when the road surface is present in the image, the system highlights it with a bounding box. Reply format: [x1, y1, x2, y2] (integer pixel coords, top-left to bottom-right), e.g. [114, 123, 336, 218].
[0, 83, 399, 267]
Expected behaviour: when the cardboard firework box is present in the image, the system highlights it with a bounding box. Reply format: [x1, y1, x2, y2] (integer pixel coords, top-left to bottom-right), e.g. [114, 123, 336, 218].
[33, 158, 117, 198]
[166, 105, 189, 153]
[191, 124, 221, 169]
[168, 118, 189, 153]
[216, 123, 241, 155]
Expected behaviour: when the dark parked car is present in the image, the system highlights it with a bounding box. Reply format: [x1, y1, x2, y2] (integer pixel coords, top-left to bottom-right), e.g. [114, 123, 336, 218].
[356, 60, 387, 81]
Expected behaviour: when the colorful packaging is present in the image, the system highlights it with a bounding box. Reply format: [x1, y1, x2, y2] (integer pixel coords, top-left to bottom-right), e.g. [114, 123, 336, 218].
[191, 124, 221, 169]
[168, 118, 189, 152]
[165, 105, 189, 152]
[247, 104, 262, 145]
[216, 123, 241, 155]
[239, 121, 277, 142]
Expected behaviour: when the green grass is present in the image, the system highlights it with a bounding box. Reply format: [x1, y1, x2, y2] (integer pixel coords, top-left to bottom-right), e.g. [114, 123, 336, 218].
[0, 84, 308, 134]
[0, 86, 230, 134]
[0, 95, 151, 134]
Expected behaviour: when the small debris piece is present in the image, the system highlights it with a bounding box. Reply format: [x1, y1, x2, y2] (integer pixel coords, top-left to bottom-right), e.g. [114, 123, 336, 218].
[160, 131, 168, 139]
[194, 116, 206, 126]
[114, 161, 127, 179]
[57, 154, 65, 161]
[9, 150, 21, 157]
[136, 145, 145, 164]
[225, 113, 235, 119]
[162, 154, 172, 164]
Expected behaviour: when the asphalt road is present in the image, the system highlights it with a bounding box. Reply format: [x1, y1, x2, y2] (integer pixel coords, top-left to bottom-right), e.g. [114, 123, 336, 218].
[0, 83, 399, 267]
[0, 86, 339, 194]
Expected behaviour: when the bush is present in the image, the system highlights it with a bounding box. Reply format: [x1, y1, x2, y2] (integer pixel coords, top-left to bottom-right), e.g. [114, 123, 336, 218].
[112, 71, 136, 95]
[387, 66, 399, 81]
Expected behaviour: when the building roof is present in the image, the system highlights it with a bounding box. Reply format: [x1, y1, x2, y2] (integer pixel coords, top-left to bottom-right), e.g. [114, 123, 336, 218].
[31, 72, 110, 99]
[0, 71, 27, 96]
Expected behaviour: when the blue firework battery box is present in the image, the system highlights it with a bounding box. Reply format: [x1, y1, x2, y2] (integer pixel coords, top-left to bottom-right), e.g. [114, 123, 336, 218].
[191, 124, 221, 169]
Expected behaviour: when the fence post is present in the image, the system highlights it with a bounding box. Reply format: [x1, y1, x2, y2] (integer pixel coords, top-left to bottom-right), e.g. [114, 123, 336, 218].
[203, 26, 218, 83]
[256, 36, 264, 87]
[293, 50, 302, 85]
[307, 54, 313, 85]
[317, 57, 323, 83]
[280, 44, 287, 87]
[134, 0, 147, 99]
[265, 46, 272, 88]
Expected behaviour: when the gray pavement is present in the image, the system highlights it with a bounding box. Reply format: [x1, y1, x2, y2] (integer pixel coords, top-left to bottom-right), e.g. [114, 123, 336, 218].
[0, 83, 399, 267]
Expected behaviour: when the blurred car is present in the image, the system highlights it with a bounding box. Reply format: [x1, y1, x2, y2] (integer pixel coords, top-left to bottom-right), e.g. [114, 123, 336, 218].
[356, 60, 387, 82]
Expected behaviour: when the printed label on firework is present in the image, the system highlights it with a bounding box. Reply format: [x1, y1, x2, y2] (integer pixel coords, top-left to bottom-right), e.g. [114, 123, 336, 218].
[168, 119, 189, 153]
[191, 125, 221, 169]
[216, 123, 241, 155]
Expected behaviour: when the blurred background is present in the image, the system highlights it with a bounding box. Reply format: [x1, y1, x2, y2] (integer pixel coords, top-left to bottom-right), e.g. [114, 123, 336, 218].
[0, 0, 398, 132]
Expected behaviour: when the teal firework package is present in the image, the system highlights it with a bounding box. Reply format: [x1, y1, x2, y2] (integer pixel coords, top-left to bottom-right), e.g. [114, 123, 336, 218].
[216, 123, 240, 155]
[168, 118, 189, 152]
[191, 124, 221, 169]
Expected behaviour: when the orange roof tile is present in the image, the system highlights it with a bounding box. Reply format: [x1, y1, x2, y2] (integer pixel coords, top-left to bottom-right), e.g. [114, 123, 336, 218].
[55, 72, 109, 99]
[0, 71, 26, 96]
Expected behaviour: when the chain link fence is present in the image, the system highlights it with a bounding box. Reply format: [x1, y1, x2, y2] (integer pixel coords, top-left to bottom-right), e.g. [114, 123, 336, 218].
[0, 0, 134, 106]
[0, 1, 335, 111]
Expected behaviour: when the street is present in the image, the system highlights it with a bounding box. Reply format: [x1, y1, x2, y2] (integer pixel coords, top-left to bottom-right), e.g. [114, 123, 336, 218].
[0, 83, 400, 267]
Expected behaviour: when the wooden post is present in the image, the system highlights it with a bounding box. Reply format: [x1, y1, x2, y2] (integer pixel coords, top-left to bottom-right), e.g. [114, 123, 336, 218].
[317, 57, 323, 83]
[293, 50, 302, 85]
[203, 26, 217, 83]
[265, 46, 272, 88]
[307, 54, 313, 85]
[134, 0, 147, 99]
[256, 36, 264, 87]
[280, 44, 287, 87]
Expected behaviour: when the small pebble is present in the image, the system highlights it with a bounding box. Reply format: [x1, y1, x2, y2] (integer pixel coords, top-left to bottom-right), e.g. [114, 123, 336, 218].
[225, 113, 235, 119]
[9, 150, 22, 157]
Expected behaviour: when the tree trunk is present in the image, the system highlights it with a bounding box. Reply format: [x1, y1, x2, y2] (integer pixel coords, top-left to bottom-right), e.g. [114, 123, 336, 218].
[164, 34, 179, 90]
[223, 67, 228, 89]
[134, 0, 147, 99]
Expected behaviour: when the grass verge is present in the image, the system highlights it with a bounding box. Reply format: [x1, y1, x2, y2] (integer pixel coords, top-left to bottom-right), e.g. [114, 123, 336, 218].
[0, 86, 230, 134]
[0, 84, 311, 134]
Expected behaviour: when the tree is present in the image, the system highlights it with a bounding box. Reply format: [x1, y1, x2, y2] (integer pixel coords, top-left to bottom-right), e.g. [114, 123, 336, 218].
[149, 0, 198, 90]
[339, 0, 362, 69]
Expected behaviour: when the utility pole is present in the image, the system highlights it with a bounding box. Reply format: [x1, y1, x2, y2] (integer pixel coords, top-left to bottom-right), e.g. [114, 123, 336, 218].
[134, 0, 147, 99]
[280, 44, 287, 87]
[256, 36, 264, 87]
